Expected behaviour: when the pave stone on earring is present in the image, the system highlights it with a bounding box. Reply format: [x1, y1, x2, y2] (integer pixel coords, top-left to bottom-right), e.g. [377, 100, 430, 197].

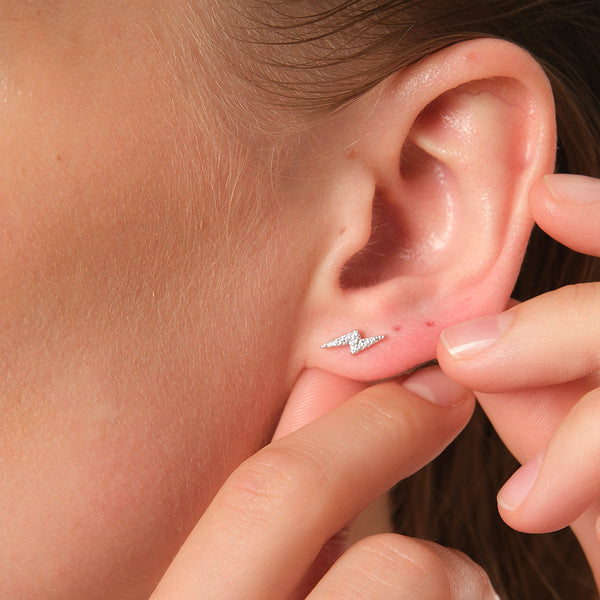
[321, 330, 385, 355]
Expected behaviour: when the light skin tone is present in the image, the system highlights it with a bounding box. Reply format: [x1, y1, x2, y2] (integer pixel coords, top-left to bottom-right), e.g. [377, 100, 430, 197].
[439, 173, 600, 587]
[0, 2, 323, 596]
[1, 2, 598, 598]
[154, 175, 600, 599]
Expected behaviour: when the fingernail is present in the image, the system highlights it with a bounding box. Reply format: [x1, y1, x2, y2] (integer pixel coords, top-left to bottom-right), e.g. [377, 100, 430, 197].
[440, 312, 514, 360]
[544, 174, 600, 205]
[402, 367, 468, 407]
[497, 450, 544, 512]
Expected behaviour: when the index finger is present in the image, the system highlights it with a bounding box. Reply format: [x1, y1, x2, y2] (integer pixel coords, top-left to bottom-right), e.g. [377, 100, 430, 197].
[151, 371, 473, 600]
[530, 174, 600, 256]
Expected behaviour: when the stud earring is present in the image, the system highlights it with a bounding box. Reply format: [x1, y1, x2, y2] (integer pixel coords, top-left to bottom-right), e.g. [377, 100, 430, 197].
[321, 330, 385, 355]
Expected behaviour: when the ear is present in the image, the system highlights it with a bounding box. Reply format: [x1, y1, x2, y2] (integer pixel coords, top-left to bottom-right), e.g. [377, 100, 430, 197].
[295, 38, 556, 382]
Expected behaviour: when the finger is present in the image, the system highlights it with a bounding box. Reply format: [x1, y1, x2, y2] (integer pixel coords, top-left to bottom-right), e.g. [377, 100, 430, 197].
[530, 174, 600, 256]
[273, 372, 387, 598]
[306, 534, 498, 600]
[497, 386, 600, 533]
[437, 283, 600, 392]
[272, 369, 367, 440]
[473, 374, 598, 464]
[151, 370, 473, 600]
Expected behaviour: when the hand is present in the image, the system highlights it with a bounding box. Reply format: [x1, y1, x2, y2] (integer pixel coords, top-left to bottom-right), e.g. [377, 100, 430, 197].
[437, 174, 600, 582]
[148, 368, 499, 599]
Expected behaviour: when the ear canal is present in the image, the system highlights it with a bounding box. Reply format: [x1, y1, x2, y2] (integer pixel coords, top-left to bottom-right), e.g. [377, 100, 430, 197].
[340, 77, 538, 293]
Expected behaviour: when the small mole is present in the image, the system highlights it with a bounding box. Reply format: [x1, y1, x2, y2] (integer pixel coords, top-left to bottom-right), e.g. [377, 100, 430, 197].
[392, 325, 402, 332]
[56, 154, 62, 162]
[426, 320, 435, 328]
[346, 149, 357, 160]
[339, 227, 347, 235]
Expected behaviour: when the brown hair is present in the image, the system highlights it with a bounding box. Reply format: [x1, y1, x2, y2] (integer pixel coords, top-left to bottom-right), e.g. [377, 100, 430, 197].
[219, 1, 600, 596]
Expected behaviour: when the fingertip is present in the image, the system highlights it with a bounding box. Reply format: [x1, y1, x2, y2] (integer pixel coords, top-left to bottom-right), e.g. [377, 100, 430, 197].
[543, 173, 600, 206]
[401, 366, 470, 408]
[438, 313, 514, 362]
[528, 176, 553, 213]
[497, 451, 544, 514]
[529, 173, 600, 258]
[272, 369, 367, 440]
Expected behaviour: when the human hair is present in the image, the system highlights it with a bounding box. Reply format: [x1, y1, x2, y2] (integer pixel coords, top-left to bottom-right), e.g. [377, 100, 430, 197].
[207, 1, 600, 597]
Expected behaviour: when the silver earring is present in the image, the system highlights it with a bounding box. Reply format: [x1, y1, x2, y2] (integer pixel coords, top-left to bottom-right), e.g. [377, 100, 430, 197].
[321, 329, 385, 355]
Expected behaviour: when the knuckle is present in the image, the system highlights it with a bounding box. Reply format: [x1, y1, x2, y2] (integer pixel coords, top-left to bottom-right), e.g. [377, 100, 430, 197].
[552, 283, 600, 367]
[354, 386, 415, 439]
[358, 534, 439, 573]
[555, 283, 599, 315]
[348, 534, 451, 598]
[444, 547, 494, 596]
[221, 443, 331, 526]
[423, 544, 497, 599]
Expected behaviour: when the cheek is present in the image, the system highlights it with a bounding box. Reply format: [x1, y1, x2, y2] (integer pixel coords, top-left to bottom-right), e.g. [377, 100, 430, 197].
[0, 10, 305, 598]
[0, 7, 185, 314]
[0, 9, 316, 594]
[0, 215, 310, 598]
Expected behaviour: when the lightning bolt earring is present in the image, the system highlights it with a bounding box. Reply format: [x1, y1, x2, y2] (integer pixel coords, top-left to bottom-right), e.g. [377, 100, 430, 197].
[321, 330, 385, 355]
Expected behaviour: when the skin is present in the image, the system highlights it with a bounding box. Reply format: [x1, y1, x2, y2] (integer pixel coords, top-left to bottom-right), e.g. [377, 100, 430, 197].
[152, 175, 600, 599]
[438, 174, 600, 588]
[0, 1, 322, 596]
[0, 1, 598, 598]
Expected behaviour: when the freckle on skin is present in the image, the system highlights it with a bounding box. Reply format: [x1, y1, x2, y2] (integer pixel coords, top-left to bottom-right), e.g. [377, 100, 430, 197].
[339, 227, 346, 235]
[426, 321, 435, 328]
[346, 149, 356, 160]
[56, 154, 62, 161]
[392, 325, 402, 332]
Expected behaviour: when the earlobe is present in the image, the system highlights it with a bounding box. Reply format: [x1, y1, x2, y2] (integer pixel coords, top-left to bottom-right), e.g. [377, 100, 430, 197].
[296, 39, 556, 382]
